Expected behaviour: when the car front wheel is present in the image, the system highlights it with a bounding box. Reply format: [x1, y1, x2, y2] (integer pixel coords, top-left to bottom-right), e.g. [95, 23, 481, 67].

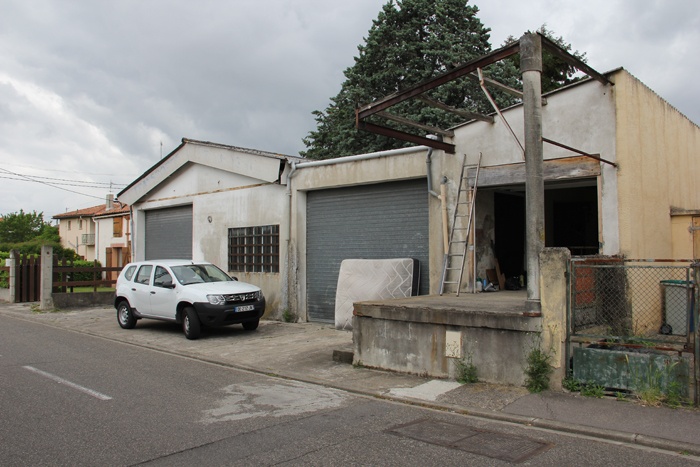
[183, 306, 201, 340]
[242, 319, 259, 331]
[117, 301, 136, 329]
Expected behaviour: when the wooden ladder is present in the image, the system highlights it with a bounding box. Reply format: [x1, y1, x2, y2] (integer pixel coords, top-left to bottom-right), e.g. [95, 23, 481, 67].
[440, 153, 482, 296]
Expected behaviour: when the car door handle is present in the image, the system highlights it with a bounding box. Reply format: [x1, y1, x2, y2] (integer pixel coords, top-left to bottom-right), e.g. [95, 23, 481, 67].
[150, 291, 156, 294]
[131, 288, 136, 291]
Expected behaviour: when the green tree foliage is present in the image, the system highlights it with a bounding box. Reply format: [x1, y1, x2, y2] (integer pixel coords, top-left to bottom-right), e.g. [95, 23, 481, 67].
[0, 210, 76, 260]
[302, 0, 518, 160]
[0, 209, 48, 243]
[302, 1, 587, 160]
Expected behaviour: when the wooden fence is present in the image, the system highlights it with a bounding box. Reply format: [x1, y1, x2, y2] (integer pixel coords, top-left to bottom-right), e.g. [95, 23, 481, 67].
[52, 257, 123, 292]
[15, 253, 41, 302]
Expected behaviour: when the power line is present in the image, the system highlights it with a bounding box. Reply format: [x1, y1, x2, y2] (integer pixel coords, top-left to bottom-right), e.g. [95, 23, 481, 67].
[0, 175, 127, 189]
[1, 161, 138, 178]
[0, 167, 106, 200]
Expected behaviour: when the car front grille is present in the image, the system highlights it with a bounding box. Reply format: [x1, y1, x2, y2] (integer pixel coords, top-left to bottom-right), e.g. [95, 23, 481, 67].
[223, 291, 259, 303]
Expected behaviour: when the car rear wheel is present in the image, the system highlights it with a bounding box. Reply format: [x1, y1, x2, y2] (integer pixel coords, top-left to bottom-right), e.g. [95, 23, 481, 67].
[183, 306, 201, 340]
[117, 301, 136, 329]
[242, 319, 259, 331]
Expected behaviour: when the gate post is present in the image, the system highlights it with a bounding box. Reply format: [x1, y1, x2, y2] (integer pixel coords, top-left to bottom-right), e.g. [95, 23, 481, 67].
[9, 250, 18, 303]
[40, 246, 54, 311]
[694, 261, 699, 406]
[539, 247, 571, 390]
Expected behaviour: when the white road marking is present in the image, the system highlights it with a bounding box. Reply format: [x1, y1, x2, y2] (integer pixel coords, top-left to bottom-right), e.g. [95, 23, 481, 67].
[23, 366, 112, 401]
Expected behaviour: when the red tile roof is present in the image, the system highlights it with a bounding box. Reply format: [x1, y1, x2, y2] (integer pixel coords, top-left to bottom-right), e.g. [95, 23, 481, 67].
[53, 202, 129, 219]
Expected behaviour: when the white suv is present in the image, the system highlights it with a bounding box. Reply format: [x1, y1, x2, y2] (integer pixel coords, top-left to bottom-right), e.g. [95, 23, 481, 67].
[114, 260, 265, 340]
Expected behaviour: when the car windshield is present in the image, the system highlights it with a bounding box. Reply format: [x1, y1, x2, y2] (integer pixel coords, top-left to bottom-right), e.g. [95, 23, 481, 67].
[171, 264, 233, 285]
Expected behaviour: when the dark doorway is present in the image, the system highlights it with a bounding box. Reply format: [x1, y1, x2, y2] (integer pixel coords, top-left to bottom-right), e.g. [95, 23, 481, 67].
[494, 191, 525, 278]
[494, 181, 599, 280]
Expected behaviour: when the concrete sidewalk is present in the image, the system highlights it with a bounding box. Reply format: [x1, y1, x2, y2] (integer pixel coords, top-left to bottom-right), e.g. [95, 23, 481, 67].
[2, 302, 700, 457]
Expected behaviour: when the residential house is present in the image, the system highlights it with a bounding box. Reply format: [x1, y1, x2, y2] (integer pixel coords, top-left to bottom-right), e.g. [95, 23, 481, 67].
[53, 195, 131, 266]
[93, 195, 131, 280]
[53, 205, 102, 261]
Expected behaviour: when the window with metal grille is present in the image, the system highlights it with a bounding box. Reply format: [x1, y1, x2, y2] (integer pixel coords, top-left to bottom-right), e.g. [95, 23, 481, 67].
[228, 225, 279, 273]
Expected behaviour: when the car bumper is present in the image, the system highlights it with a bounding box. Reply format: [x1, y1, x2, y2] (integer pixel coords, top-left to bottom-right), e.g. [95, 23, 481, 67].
[193, 299, 265, 327]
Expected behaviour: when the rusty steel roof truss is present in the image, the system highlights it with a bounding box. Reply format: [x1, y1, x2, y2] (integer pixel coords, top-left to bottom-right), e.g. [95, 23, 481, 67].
[355, 32, 612, 155]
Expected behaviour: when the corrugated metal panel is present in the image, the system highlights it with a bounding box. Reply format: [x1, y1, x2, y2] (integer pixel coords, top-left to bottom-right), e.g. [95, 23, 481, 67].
[145, 206, 193, 260]
[306, 179, 429, 323]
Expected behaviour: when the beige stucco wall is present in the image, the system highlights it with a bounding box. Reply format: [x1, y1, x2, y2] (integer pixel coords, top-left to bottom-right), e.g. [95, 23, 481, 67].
[57, 217, 96, 261]
[613, 69, 700, 259]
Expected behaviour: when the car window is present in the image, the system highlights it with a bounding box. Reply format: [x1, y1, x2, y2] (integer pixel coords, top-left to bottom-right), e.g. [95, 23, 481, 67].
[123, 265, 137, 281]
[172, 264, 233, 285]
[172, 265, 205, 285]
[153, 266, 174, 288]
[135, 265, 153, 285]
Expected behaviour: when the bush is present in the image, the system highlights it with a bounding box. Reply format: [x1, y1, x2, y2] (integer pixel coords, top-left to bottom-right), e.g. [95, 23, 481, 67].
[525, 346, 553, 393]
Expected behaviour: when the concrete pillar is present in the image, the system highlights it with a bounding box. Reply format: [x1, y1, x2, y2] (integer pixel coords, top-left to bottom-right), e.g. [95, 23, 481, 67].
[9, 250, 17, 303]
[40, 246, 54, 311]
[539, 248, 571, 390]
[520, 32, 544, 314]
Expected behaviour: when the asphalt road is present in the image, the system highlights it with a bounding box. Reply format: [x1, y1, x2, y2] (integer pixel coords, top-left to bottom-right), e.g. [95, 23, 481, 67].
[1, 315, 698, 466]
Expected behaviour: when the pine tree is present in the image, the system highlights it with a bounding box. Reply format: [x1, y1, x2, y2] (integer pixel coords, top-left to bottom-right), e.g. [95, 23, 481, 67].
[301, 0, 510, 160]
[301, 2, 586, 160]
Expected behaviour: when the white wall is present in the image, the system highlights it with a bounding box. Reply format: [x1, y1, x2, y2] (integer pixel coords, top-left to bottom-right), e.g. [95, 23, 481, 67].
[126, 145, 291, 318]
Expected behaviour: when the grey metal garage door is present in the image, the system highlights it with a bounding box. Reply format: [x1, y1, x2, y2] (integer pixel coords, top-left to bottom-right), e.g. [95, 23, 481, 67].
[145, 205, 193, 260]
[306, 179, 429, 323]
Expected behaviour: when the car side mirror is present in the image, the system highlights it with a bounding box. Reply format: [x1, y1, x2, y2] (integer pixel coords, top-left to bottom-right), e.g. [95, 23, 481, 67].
[230, 276, 238, 281]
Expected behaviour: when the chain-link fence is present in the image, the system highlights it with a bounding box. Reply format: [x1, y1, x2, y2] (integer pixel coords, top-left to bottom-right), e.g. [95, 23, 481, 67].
[570, 258, 697, 346]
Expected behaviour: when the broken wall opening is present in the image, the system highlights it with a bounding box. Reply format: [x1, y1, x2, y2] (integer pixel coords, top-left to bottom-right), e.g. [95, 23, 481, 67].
[479, 180, 599, 284]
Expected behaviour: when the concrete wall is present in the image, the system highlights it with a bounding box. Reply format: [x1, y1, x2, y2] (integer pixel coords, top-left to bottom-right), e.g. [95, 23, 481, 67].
[451, 76, 619, 256]
[353, 300, 542, 385]
[352, 248, 568, 387]
[614, 69, 700, 259]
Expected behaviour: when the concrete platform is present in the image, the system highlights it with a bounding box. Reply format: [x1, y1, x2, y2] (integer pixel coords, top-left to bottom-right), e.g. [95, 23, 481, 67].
[353, 291, 540, 385]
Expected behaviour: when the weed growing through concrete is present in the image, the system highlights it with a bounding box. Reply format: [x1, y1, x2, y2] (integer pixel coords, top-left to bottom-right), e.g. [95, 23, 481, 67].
[524, 345, 553, 393]
[282, 309, 296, 323]
[580, 382, 605, 398]
[455, 355, 478, 384]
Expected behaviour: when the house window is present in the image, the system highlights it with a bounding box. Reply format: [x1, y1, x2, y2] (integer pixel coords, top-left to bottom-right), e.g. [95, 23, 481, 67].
[228, 225, 279, 273]
[79, 219, 83, 229]
[68, 220, 72, 230]
[113, 217, 122, 237]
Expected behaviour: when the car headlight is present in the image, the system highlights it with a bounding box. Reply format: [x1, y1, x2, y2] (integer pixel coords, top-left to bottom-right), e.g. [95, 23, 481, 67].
[257, 289, 264, 300]
[207, 294, 226, 305]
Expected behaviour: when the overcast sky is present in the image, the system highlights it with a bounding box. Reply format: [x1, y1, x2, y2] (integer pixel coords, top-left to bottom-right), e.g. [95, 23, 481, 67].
[1, 0, 698, 221]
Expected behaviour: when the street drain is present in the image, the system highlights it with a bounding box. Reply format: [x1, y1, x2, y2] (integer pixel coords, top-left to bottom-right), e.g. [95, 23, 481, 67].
[387, 419, 552, 463]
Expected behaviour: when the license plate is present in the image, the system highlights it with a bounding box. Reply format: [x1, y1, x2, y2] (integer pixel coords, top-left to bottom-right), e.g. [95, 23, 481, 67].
[234, 305, 255, 312]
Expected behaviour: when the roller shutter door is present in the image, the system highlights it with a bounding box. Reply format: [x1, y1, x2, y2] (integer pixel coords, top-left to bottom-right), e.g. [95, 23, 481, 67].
[145, 205, 193, 260]
[306, 179, 429, 323]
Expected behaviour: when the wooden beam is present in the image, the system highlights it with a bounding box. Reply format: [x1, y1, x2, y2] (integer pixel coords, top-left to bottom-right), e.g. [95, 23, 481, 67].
[477, 156, 601, 187]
